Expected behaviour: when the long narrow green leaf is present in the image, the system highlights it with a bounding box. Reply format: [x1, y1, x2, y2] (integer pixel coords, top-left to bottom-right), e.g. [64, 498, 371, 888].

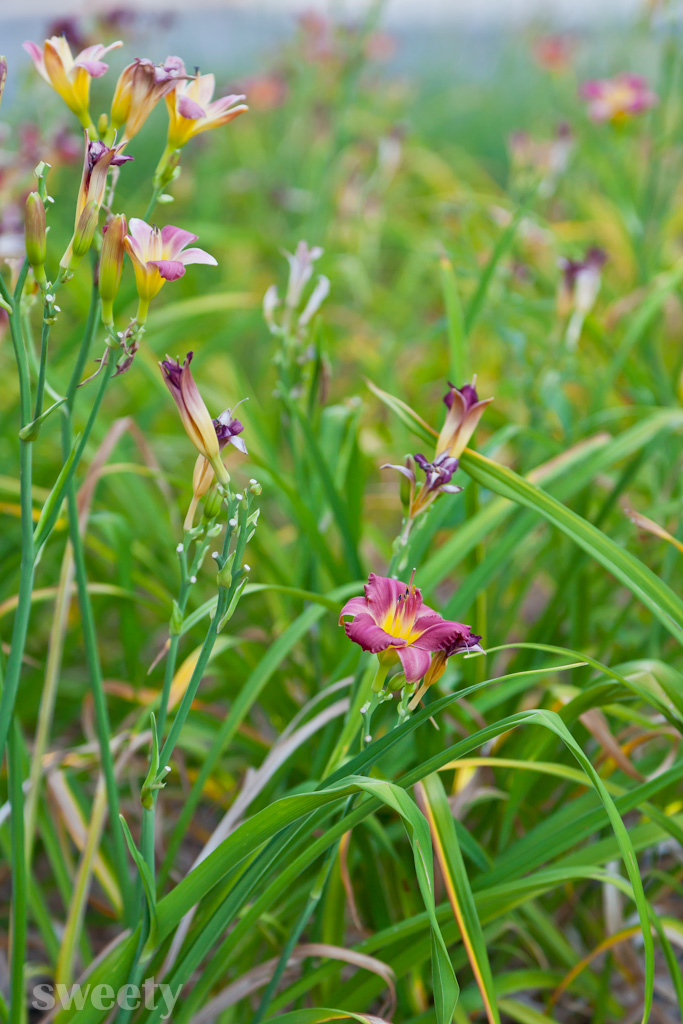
[418, 774, 501, 1024]
[459, 448, 683, 645]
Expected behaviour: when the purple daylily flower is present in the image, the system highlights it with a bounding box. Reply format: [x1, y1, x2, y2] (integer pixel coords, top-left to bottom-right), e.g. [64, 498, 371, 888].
[213, 405, 248, 456]
[382, 451, 462, 520]
[339, 572, 475, 684]
[413, 452, 461, 495]
[437, 380, 493, 461]
[558, 247, 607, 317]
[160, 352, 248, 493]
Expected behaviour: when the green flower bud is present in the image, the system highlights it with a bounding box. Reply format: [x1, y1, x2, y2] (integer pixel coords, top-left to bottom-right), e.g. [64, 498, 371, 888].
[98, 214, 126, 325]
[25, 192, 47, 286]
[60, 200, 99, 271]
[202, 486, 224, 523]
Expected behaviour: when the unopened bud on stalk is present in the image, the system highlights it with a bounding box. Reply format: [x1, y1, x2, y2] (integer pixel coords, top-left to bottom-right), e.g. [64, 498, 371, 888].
[25, 192, 47, 286]
[61, 200, 99, 270]
[202, 486, 224, 522]
[98, 214, 126, 324]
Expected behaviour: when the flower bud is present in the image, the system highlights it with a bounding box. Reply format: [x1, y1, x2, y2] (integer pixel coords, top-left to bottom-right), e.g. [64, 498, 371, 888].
[99, 214, 126, 324]
[61, 199, 99, 271]
[202, 486, 224, 522]
[25, 192, 47, 286]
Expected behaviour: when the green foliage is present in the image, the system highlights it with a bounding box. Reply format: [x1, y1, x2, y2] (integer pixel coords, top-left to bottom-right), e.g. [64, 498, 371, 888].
[0, 9, 682, 1024]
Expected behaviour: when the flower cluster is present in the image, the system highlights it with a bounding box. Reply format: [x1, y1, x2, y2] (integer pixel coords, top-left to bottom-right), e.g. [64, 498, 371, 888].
[383, 380, 492, 520]
[20, 32, 250, 525]
[21, 32, 247, 333]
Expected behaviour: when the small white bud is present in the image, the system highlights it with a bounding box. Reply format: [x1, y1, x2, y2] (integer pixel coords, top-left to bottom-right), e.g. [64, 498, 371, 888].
[190, 575, 197, 584]
[176, 543, 184, 553]
[235, 492, 243, 501]
[243, 563, 250, 572]
[229, 518, 237, 528]
[211, 551, 220, 560]
[249, 478, 257, 485]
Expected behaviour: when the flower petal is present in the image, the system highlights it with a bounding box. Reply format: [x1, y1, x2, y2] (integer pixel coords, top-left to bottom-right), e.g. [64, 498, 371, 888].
[396, 645, 431, 683]
[364, 573, 408, 623]
[159, 223, 198, 255]
[339, 595, 368, 623]
[344, 613, 404, 654]
[149, 259, 186, 282]
[413, 619, 475, 651]
[177, 94, 206, 120]
[228, 435, 248, 454]
[178, 246, 218, 267]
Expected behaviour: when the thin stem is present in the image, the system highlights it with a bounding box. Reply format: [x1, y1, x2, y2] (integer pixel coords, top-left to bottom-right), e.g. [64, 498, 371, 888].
[0, 288, 35, 764]
[33, 307, 52, 421]
[58, 286, 132, 922]
[8, 723, 27, 1024]
[157, 502, 243, 772]
[155, 537, 191, 740]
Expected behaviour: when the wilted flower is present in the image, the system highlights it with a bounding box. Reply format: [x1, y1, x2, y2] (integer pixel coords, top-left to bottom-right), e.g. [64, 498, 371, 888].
[61, 137, 132, 270]
[339, 572, 474, 684]
[580, 74, 657, 124]
[558, 247, 607, 318]
[0, 57, 6, 112]
[383, 451, 461, 520]
[110, 55, 185, 142]
[164, 68, 247, 150]
[124, 218, 216, 322]
[160, 352, 246, 493]
[23, 37, 121, 130]
[436, 381, 493, 462]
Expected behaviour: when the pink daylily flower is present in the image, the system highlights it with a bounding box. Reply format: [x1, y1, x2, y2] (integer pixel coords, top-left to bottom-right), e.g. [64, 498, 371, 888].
[339, 573, 479, 683]
[124, 217, 216, 319]
[580, 74, 657, 124]
[165, 67, 248, 149]
[24, 37, 121, 128]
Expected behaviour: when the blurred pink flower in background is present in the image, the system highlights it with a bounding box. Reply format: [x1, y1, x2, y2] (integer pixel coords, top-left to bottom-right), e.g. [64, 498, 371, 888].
[580, 73, 658, 123]
[532, 34, 576, 73]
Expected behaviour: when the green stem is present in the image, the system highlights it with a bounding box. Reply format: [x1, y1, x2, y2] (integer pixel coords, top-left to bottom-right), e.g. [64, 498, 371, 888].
[8, 723, 27, 1024]
[157, 502, 244, 773]
[155, 537, 191, 740]
[58, 288, 132, 923]
[33, 309, 52, 422]
[0, 279, 35, 764]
